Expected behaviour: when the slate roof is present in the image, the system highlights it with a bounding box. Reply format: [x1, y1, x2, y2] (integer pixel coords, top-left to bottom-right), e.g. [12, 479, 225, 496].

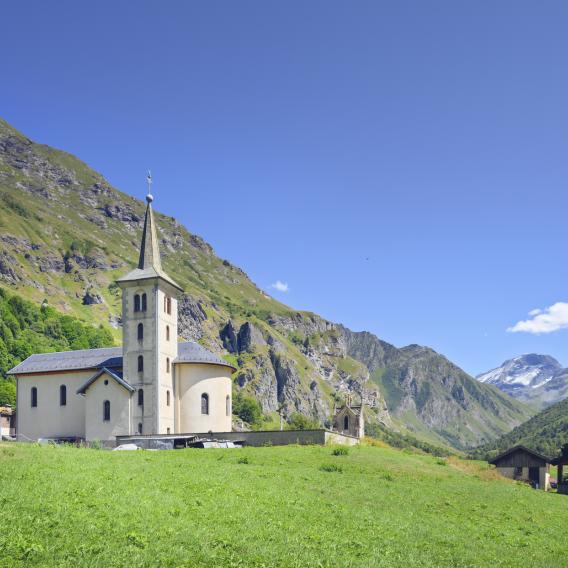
[7, 346, 122, 375]
[8, 342, 235, 375]
[76, 367, 134, 395]
[175, 342, 236, 371]
[117, 266, 183, 292]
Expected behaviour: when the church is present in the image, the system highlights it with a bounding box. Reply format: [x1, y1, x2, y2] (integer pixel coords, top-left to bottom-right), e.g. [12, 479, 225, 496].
[9, 190, 236, 443]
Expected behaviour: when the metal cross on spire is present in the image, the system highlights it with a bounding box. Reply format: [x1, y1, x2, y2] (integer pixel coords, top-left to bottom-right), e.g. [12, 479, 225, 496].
[146, 170, 154, 203]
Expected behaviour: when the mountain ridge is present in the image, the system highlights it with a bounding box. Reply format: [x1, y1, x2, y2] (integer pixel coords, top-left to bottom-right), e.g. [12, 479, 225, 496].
[0, 116, 532, 449]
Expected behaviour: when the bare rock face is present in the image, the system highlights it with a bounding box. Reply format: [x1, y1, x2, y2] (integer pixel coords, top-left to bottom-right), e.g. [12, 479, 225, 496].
[237, 354, 280, 412]
[82, 288, 103, 305]
[220, 321, 238, 353]
[237, 322, 266, 352]
[0, 251, 20, 284]
[64, 248, 109, 272]
[178, 294, 207, 342]
[36, 253, 65, 273]
[99, 203, 141, 228]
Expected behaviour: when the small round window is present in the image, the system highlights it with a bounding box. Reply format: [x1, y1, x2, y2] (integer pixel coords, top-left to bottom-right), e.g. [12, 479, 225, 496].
[104, 379, 109, 385]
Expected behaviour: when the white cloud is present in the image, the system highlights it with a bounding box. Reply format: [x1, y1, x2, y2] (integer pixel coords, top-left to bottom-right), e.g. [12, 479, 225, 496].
[270, 280, 289, 293]
[507, 302, 568, 334]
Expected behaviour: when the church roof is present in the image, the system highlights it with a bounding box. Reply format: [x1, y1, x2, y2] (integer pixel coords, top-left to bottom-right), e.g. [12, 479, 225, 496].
[8, 342, 235, 375]
[116, 195, 183, 291]
[334, 404, 363, 417]
[76, 367, 135, 395]
[175, 342, 236, 371]
[7, 346, 122, 375]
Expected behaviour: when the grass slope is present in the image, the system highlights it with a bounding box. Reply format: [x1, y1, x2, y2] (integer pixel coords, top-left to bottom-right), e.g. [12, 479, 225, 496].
[1, 443, 568, 567]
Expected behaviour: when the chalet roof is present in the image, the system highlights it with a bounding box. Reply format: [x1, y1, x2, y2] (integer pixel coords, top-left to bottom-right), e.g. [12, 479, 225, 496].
[76, 367, 134, 395]
[489, 445, 552, 465]
[8, 342, 235, 375]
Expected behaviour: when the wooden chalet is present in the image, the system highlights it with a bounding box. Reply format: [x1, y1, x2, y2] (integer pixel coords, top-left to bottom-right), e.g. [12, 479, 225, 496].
[490, 445, 552, 491]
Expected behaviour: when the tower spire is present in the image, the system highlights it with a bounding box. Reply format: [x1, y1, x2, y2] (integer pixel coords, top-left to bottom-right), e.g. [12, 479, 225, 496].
[138, 171, 161, 271]
[117, 171, 183, 292]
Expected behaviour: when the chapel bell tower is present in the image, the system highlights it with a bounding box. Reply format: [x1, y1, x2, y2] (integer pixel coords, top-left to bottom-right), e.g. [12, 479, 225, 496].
[117, 174, 183, 435]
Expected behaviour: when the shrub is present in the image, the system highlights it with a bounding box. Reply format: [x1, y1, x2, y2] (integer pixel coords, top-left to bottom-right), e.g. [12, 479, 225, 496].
[233, 393, 263, 426]
[331, 446, 349, 456]
[0, 379, 16, 406]
[320, 463, 343, 473]
[286, 413, 319, 430]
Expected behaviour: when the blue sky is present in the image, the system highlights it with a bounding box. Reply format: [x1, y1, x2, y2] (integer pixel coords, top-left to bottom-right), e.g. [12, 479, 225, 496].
[2, 1, 568, 375]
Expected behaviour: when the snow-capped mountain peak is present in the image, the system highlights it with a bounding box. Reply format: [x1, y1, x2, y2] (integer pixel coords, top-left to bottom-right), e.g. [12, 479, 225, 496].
[476, 354, 568, 409]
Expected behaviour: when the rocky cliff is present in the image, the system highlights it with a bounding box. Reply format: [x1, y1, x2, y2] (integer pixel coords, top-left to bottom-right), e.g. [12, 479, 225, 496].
[0, 117, 532, 449]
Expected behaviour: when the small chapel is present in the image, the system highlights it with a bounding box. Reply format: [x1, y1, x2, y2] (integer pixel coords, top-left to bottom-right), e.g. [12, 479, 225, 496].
[10, 190, 236, 443]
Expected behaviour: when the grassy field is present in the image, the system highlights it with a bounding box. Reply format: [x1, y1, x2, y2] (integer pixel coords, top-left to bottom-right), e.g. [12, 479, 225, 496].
[1, 443, 567, 567]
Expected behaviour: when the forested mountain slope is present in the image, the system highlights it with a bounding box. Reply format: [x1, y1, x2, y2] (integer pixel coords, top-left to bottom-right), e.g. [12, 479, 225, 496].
[471, 397, 568, 459]
[0, 288, 113, 406]
[0, 117, 532, 449]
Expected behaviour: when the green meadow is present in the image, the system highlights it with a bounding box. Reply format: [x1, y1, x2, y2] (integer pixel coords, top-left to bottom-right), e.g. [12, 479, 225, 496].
[0, 443, 567, 567]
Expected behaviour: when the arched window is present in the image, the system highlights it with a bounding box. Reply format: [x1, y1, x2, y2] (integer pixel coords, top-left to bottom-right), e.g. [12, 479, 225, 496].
[31, 387, 37, 408]
[166, 325, 170, 341]
[138, 388, 144, 407]
[138, 422, 143, 434]
[167, 427, 171, 435]
[166, 357, 170, 373]
[167, 297, 172, 315]
[201, 393, 209, 415]
[103, 400, 111, 421]
[137, 323, 144, 341]
[134, 294, 140, 312]
[60, 385, 67, 406]
[167, 390, 171, 406]
[164, 296, 167, 312]
[343, 415, 349, 431]
[138, 355, 144, 372]
[226, 395, 230, 417]
[141, 293, 147, 311]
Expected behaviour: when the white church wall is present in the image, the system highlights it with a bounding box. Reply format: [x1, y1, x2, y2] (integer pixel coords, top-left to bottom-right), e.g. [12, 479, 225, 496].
[16, 371, 90, 441]
[177, 363, 232, 433]
[84, 375, 132, 441]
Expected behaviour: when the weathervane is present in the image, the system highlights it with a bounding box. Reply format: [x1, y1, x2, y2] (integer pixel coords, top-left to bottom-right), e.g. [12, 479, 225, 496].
[146, 170, 154, 203]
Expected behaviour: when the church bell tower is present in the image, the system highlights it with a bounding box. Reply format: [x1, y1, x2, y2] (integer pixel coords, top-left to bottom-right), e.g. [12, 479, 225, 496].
[117, 174, 183, 435]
